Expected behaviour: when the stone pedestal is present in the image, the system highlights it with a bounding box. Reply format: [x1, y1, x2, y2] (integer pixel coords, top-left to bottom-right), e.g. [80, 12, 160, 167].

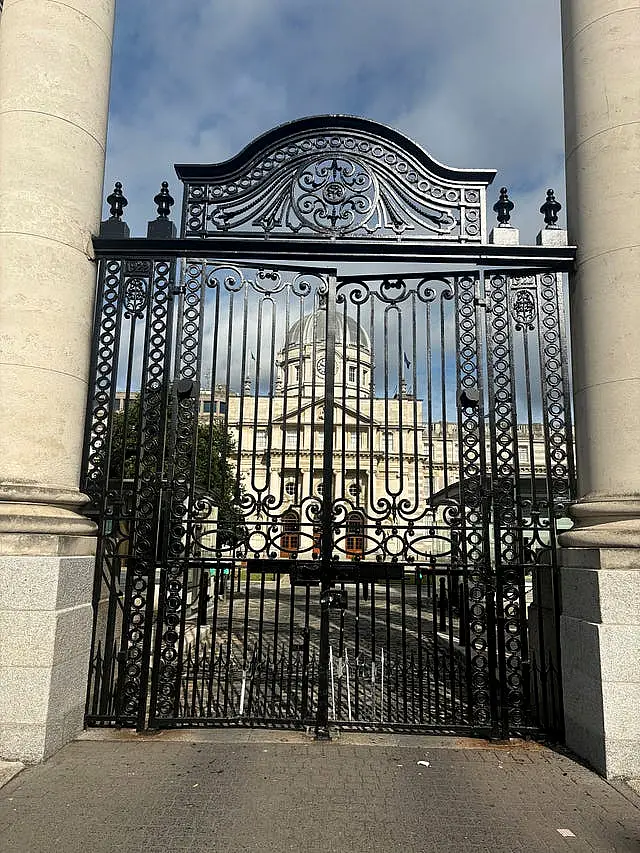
[536, 228, 568, 247]
[559, 547, 640, 778]
[0, 0, 116, 761]
[0, 536, 95, 762]
[488, 225, 519, 246]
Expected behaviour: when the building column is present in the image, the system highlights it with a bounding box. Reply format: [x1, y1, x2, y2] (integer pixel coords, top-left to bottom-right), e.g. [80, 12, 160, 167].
[559, 0, 640, 777]
[0, 0, 116, 761]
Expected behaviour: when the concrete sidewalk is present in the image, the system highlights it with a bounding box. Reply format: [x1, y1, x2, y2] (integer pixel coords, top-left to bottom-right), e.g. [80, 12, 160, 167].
[1, 731, 639, 853]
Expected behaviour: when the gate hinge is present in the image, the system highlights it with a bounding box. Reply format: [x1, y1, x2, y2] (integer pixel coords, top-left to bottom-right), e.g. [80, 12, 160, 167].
[172, 283, 185, 296]
[474, 296, 487, 308]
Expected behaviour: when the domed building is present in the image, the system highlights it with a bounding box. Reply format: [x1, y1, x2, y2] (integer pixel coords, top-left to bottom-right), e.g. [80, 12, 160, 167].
[220, 305, 435, 564]
[278, 309, 373, 399]
[196, 302, 550, 566]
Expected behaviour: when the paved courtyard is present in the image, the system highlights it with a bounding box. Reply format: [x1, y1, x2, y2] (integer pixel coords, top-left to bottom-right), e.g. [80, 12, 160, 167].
[175, 580, 467, 725]
[1, 731, 639, 853]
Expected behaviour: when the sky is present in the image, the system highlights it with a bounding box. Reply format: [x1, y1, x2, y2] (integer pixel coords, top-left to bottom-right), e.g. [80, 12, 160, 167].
[104, 0, 567, 242]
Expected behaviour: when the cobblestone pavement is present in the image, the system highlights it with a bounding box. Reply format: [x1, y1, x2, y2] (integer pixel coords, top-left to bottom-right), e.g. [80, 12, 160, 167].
[174, 582, 467, 725]
[1, 732, 639, 853]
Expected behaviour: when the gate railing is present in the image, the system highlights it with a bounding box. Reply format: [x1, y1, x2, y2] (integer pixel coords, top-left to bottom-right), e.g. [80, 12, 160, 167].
[83, 118, 576, 740]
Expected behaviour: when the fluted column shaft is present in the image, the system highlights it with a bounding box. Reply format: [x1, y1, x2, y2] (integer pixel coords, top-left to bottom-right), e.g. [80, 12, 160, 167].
[561, 0, 640, 545]
[0, 0, 116, 541]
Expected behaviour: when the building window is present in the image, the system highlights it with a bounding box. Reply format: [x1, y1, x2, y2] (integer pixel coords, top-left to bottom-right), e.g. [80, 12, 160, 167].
[345, 511, 364, 560]
[348, 482, 361, 497]
[382, 432, 394, 452]
[347, 431, 367, 451]
[280, 510, 299, 558]
[256, 430, 267, 450]
[286, 429, 298, 450]
[348, 365, 357, 382]
[285, 480, 297, 498]
[518, 447, 529, 464]
[203, 401, 211, 414]
[218, 401, 227, 415]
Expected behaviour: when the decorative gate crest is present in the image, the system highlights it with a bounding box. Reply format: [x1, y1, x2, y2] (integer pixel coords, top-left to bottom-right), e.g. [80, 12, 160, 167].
[176, 115, 495, 241]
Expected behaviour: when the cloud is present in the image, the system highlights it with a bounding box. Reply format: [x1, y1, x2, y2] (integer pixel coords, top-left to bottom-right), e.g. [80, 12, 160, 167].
[104, 0, 566, 242]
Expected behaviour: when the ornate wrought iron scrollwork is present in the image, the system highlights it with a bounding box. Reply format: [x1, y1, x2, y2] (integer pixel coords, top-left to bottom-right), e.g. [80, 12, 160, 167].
[455, 272, 492, 728]
[536, 272, 575, 516]
[178, 118, 493, 242]
[486, 272, 526, 728]
[293, 157, 375, 233]
[510, 288, 537, 329]
[123, 278, 148, 319]
[120, 259, 173, 726]
[85, 117, 575, 738]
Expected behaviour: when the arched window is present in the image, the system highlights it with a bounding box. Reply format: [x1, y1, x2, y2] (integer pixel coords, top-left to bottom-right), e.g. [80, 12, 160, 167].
[345, 511, 364, 560]
[280, 510, 300, 558]
[285, 479, 297, 498]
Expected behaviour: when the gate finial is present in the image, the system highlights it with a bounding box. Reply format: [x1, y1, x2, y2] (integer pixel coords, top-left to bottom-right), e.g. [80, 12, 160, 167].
[540, 189, 561, 228]
[106, 181, 128, 220]
[154, 181, 175, 219]
[493, 187, 514, 226]
[100, 182, 130, 237]
[147, 180, 177, 238]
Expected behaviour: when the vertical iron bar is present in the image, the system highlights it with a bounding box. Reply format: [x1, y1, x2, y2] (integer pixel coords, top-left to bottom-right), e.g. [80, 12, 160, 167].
[316, 270, 337, 739]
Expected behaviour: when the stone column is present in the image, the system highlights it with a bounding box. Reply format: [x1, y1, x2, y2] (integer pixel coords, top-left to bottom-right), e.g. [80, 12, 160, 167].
[0, 0, 116, 761]
[559, 0, 640, 777]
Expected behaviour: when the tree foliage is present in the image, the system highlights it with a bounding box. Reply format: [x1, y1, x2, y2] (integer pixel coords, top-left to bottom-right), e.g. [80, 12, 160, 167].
[109, 396, 246, 548]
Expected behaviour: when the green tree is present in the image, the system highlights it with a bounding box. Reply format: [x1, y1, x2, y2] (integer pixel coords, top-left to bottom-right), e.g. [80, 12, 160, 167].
[109, 396, 246, 548]
[193, 417, 246, 549]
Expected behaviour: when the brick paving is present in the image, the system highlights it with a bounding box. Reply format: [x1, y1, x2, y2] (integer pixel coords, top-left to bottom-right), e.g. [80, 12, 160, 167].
[174, 582, 466, 725]
[1, 732, 639, 852]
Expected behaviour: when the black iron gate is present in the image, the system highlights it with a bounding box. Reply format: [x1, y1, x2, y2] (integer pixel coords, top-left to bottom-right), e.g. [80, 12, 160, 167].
[83, 116, 575, 738]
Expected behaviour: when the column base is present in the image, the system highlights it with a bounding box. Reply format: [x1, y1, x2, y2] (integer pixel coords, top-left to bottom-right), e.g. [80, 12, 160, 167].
[560, 546, 640, 779]
[0, 535, 96, 763]
[0, 484, 97, 540]
[559, 499, 640, 548]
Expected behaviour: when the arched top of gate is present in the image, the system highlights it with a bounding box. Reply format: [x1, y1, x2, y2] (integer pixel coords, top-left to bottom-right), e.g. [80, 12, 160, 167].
[175, 115, 497, 243]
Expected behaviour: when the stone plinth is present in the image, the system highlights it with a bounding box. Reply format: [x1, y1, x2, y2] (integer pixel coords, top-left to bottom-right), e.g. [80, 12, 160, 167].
[559, 547, 640, 778]
[488, 226, 520, 246]
[536, 228, 568, 247]
[0, 535, 95, 762]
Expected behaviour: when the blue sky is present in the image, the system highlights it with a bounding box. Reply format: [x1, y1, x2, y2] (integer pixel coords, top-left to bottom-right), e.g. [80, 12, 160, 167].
[104, 0, 566, 241]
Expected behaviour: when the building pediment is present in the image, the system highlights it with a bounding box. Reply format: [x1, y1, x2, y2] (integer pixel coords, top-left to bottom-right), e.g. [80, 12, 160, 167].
[273, 397, 379, 427]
